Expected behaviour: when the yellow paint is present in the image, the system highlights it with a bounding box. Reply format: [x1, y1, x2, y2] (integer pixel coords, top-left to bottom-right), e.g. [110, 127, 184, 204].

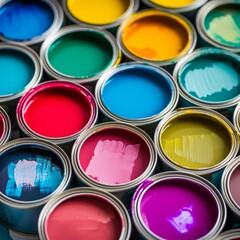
[121, 10, 191, 62]
[150, 0, 195, 8]
[160, 114, 232, 170]
[66, 0, 131, 25]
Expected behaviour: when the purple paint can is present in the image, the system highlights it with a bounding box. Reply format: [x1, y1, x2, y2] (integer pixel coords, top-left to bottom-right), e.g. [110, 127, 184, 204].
[132, 171, 226, 240]
[0, 106, 11, 146]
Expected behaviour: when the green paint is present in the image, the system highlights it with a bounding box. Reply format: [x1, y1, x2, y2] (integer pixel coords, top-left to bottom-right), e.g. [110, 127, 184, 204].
[47, 31, 114, 78]
[204, 5, 240, 48]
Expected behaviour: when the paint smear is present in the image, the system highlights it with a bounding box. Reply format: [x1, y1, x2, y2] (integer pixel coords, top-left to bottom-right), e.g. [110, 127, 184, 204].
[5, 157, 62, 200]
[150, 0, 194, 8]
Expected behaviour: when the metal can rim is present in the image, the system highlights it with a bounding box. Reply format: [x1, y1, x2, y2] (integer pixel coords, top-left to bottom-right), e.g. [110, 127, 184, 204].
[215, 228, 240, 240]
[0, 106, 11, 146]
[233, 101, 240, 133]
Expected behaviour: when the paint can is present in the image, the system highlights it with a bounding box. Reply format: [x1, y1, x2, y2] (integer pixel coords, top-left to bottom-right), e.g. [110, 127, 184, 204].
[216, 228, 240, 240]
[0, 0, 64, 51]
[40, 25, 121, 92]
[196, 0, 240, 53]
[38, 187, 132, 240]
[16, 80, 98, 154]
[0, 43, 42, 128]
[62, 0, 139, 32]
[154, 107, 239, 189]
[221, 156, 240, 227]
[0, 138, 72, 234]
[233, 102, 240, 136]
[173, 47, 240, 120]
[131, 171, 227, 240]
[71, 122, 157, 206]
[0, 106, 11, 146]
[117, 9, 197, 68]
[95, 62, 179, 137]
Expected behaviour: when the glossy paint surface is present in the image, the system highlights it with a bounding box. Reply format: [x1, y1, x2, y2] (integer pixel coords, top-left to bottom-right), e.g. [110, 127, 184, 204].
[149, 0, 195, 8]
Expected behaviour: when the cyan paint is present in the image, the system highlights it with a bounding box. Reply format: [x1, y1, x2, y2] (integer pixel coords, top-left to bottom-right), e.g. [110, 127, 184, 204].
[0, 49, 35, 96]
[0, 145, 63, 201]
[178, 52, 240, 103]
[101, 65, 173, 119]
[0, 0, 54, 41]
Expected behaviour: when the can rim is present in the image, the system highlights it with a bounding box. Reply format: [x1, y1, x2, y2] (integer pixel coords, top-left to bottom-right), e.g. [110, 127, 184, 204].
[38, 187, 132, 240]
[233, 101, 240, 132]
[0, 106, 11, 146]
[40, 25, 122, 84]
[216, 228, 240, 239]
[0, 137, 72, 208]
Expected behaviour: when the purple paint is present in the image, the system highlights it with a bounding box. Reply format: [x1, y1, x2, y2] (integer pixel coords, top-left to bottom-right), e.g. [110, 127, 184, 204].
[134, 177, 219, 239]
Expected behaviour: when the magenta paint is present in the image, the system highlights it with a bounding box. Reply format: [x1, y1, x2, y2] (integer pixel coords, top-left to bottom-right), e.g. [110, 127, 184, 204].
[132, 172, 226, 240]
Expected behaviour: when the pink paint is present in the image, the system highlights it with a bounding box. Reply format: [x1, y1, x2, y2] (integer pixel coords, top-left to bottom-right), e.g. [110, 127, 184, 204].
[0, 115, 4, 140]
[229, 164, 240, 207]
[79, 128, 150, 184]
[45, 194, 123, 240]
[17, 81, 97, 138]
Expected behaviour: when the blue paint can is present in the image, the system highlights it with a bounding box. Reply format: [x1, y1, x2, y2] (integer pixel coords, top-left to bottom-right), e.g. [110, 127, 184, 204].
[0, 138, 72, 234]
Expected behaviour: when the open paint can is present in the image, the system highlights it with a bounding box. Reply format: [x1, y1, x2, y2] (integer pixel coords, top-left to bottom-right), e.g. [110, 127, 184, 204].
[0, 138, 71, 234]
[0, 106, 11, 147]
[38, 187, 132, 240]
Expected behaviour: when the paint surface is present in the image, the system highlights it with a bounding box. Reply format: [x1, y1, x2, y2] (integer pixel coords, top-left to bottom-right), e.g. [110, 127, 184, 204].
[0, 0, 54, 41]
[178, 53, 240, 103]
[0, 223, 11, 240]
[0, 145, 63, 201]
[48, 32, 114, 78]
[0, 49, 35, 96]
[139, 178, 219, 239]
[45, 195, 122, 240]
[0, 115, 4, 140]
[149, 0, 195, 8]
[66, 0, 130, 25]
[160, 115, 232, 169]
[101, 65, 173, 119]
[229, 164, 240, 207]
[121, 12, 190, 61]
[22, 82, 93, 138]
[204, 5, 240, 48]
[79, 128, 150, 184]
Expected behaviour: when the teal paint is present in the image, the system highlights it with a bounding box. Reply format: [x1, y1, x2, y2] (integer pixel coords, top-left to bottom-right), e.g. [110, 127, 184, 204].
[204, 5, 240, 48]
[101, 65, 173, 119]
[0, 223, 11, 240]
[178, 52, 240, 103]
[47, 31, 114, 78]
[0, 49, 35, 96]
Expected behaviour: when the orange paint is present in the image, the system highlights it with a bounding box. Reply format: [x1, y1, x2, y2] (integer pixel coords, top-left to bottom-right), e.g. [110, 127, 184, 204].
[120, 10, 194, 63]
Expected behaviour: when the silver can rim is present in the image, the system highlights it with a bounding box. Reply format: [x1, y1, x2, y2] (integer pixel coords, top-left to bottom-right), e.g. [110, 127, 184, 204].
[38, 187, 132, 240]
[0, 106, 11, 146]
[216, 228, 240, 239]
[0, 137, 72, 208]
[233, 101, 240, 133]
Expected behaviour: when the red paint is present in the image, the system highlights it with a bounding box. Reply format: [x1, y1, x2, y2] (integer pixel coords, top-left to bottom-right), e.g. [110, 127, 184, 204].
[45, 195, 122, 240]
[79, 128, 150, 184]
[18, 81, 97, 138]
[0, 115, 4, 140]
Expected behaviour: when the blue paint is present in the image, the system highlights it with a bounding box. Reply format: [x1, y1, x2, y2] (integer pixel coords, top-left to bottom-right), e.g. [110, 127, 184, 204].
[0, 49, 35, 96]
[178, 51, 240, 103]
[0, 144, 64, 201]
[0, 0, 54, 41]
[0, 223, 11, 240]
[101, 64, 173, 119]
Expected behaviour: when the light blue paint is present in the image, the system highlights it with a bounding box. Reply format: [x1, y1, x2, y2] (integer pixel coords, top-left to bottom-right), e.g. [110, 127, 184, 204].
[0, 49, 35, 96]
[0, 0, 54, 41]
[178, 52, 240, 103]
[101, 65, 173, 119]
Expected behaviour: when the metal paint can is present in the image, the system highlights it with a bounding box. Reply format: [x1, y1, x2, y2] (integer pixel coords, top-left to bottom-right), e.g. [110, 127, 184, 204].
[216, 228, 240, 239]
[196, 0, 240, 53]
[71, 122, 157, 206]
[0, 0, 63, 51]
[0, 138, 72, 234]
[40, 25, 121, 91]
[0, 106, 11, 146]
[154, 107, 239, 189]
[117, 9, 197, 68]
[233, 102, 240, 136]
[95, 62, 179, 137]
[173, 47, 240, 120]
[131, 171, 227, 240]
[62, 0, 139, 31]
[38, 187, 132, 240]
[0, 44, 42, 127]
[16, 80, 98, 154]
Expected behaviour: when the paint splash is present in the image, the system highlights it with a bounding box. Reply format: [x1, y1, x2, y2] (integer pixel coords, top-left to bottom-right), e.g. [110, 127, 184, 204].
[86, 140, 140, 184]
[5, 157, 62, 199]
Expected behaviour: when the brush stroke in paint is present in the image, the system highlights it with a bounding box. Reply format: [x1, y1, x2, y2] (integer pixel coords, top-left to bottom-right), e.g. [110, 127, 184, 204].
[149, 0, 195, 8]
[45, 195, 122, 240]
[66, 0, 130, 25]
[178, 54, 240, 102]
[160, 115, 232, 169]
[204, 6, 240, 48]
[0, 0, 54, 41]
